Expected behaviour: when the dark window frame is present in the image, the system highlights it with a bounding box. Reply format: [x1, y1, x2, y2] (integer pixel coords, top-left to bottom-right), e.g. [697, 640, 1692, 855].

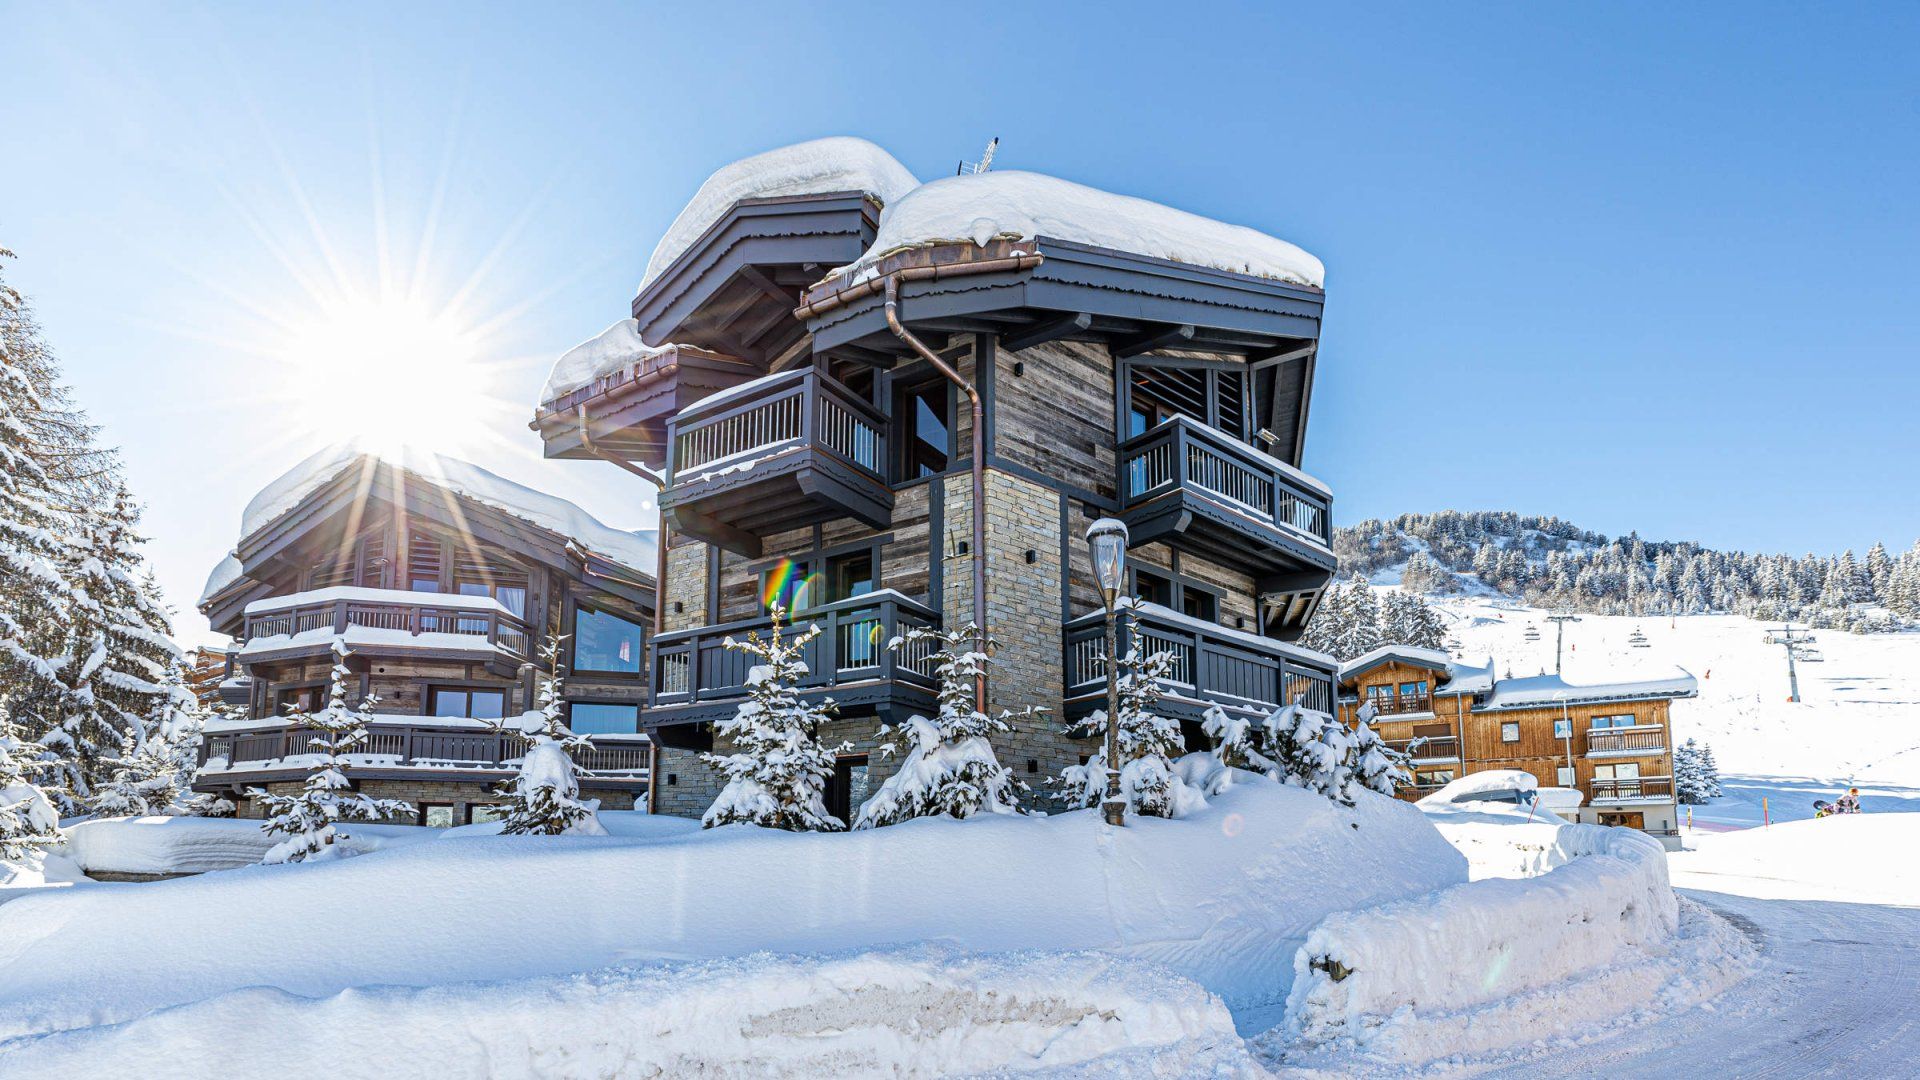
[892, 375, 955, 483]
[566, 700, 643, 737]
[425, 684, 510, 721]
[570, 600, 647, 678]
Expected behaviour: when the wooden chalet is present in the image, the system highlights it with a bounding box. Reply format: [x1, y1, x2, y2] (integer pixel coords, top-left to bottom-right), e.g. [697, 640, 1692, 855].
[196, 451, 656, 826]
[529, 138, 1342, 817]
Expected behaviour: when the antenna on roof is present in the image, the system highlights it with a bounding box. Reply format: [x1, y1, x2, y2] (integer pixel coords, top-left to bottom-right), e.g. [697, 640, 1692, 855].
[958, 137, 999, 176]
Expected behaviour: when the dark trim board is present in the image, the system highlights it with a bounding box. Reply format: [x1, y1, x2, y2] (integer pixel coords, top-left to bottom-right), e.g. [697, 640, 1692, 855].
[1121, 488, 1338, 576]
[645, 681, 937, 731]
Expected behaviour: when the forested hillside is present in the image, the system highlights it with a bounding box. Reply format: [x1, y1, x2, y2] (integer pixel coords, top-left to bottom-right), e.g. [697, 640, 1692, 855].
[1334, 511, 1919, 632]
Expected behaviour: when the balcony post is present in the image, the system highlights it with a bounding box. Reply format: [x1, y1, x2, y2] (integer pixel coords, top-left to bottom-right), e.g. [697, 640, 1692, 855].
[332, 602, 349, 635]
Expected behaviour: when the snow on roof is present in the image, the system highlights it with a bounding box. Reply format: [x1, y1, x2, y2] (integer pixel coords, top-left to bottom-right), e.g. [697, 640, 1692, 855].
[201, 444, 656, 605]
[539, 318, 674, 406]
[833, 170, 1324, 289]
[1340, 644, 1494, 694]
[638, 136, 919, 296]
[1482, 669, 1698, 711]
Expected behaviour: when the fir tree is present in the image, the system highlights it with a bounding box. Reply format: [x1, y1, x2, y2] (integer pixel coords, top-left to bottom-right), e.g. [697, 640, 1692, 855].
[1057, 624, 1202, 818]
[1266, 701, 1357, 804]
[1674, 738, 1711, 804]
[253, 644, 411, 863]
[0, 706, 62, 862]
[1349, 700, 1411, 796]
[702, 607, 848, 830]
[490, 636, 605, 836]
[853, 624, 1026, 828]
[1699, 742, 1723, 798]
[1200, 701, 1277, 787]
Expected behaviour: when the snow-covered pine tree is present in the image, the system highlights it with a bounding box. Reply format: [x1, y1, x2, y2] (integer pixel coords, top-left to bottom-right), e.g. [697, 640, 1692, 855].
[853, 624, 1026, 828]
[1264, 701, 1357, 804]
[1699, 741, 1723, 798]
[254, 644, 411, 863]
[1674, 737, 1710, 804]
[87, 666, 204, 817]
[1199, 701, 1276, 790]
[1057, 624, 1203, 818]
[489, 635, 605, 836]
[0, 706, 62, 862]
[702, 607, 848, 830]
[1348, 700, 1411, 796]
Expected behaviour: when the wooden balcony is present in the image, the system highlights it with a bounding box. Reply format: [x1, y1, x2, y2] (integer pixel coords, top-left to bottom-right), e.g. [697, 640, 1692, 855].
[1387, 734, 1460, 762]
[237, 589, 532, 672]
[1586, 727, 1668, 757]
[1063, 602, 1338, 723]
[646, 593, 940, 734]
[660, 368, 892, 557]
[1370, 694, 1435, 717]
[1590, 776, 1674, 804]
[196, 722, 651, 790]
[1116, 418, 1336, 636]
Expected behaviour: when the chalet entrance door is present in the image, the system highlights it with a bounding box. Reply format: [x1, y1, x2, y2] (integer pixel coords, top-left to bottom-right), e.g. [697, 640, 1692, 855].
[825, 754, 871, 825]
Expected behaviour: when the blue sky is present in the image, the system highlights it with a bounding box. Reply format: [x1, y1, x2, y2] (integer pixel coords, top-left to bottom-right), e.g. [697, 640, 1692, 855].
[3, 2, 1916, 638]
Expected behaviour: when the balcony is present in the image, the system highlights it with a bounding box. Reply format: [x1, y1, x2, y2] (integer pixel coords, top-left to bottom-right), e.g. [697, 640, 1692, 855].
[1116, 418, 1336, 636]
[236, 588, 532, 673]
[647, 593, 940, 733]
[196, 722, 651, 790]
[1063, 601, 1338, 723]
[1370, 694, 1435, 717]
[1586, 726, 1668, 758]
[660, 368, 892, 557]
[1387, 734, 1460, 763]
[1590, 776, 1674, 804]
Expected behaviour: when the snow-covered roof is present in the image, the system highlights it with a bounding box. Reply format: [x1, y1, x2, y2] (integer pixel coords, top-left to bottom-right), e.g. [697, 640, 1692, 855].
[539, 318, 675, 406]
[1481, 670, 1699, 711]
[201, 444, 656, 605]
[638, 136, 919, 296]
[243, 586, 518, 618]
[832, 170, 1324, 289]
[1340, 644, 1494, 694]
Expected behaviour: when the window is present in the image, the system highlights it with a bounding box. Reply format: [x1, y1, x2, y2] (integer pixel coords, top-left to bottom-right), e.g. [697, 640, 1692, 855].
[1557, 766, 1576, 786]
[429, 687, 507, 720]
[1133, 570, 1173, 608]
[419, 804, 455, 829]
[897, 382, 951, 479]
[1594, 762, 1641, 780]
[1500, 721, 1521, 743]
[825, 551, 875, 604]
[1367, 685, 1396, 707]
[825, 755, 872, 825]
[1590, 714, 1638, 730]
[1553, 719, 1573, 739]
[761, 561, 814, 613]
[467, 804, 505, 825]
[1180, 588, 1218, 623]
[408, 532, 444, 592]
[1398, 681, 1429, 700]
[569, 702, 640, 736]
[276, 685, 326, 716]
[457, 579, 528, 618]
[574, 606, 645, 674]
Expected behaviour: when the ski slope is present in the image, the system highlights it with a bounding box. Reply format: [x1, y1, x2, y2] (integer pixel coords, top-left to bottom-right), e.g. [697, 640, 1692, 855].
[1435, 598, 1920, 827]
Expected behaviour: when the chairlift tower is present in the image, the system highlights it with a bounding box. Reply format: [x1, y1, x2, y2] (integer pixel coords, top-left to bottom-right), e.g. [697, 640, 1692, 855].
[1773, 623, 1809, 702]
[1544, 613, 1582, 675]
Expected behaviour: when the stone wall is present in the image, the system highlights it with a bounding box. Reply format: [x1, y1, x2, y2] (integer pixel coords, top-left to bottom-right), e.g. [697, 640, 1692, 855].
[661, 539, 709, 631]
[232, 776, 640, 825]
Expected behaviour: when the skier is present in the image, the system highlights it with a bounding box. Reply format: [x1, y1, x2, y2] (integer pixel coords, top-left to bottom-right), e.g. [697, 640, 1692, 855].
[1834, 787, 1862, 815]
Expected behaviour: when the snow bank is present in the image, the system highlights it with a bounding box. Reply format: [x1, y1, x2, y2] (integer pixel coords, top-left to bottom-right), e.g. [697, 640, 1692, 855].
[1283, 822, 1680, 1057]
[1416, 767, 1539, 806]
[59, 817, 438, 876]
[0, 782, 1463, 1042]
[538, 317, 671, 406]
[1670, 812, 1920, 905]
[1420, 800, 1578, 879]
[836, 170, 1324, 288]
[0, 946, 1256, 1080]
[640, 136, 918, 294]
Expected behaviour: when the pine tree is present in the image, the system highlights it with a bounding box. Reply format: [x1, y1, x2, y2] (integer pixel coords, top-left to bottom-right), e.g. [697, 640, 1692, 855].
[853, 624, 1026, 828]
[1699, 742, 1724, 798]
[1265, 701, 1357, 804]
[490, 635, 606, 836]
[703, 607, 848, 830]
[0, 706, 62, 862]
[254, 644, 411, 863]
[1349, 700, 1411, 796]
[1674, 738, 1710, 804]
[1057, 625, 1201, 818]
[1200, 701, 1277, 786]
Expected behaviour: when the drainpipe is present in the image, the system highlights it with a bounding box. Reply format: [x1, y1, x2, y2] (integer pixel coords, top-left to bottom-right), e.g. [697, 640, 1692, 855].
[577, 404, 670, 814]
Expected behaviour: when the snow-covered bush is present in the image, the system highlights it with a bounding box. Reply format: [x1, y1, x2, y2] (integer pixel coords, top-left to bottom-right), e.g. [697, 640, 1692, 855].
[853, 624, 1026, 829]
[703, 606, 848, 831]
[0, 709, 62, 861]
[1058, 625, 1205, 818]
[489, 636, 605, 836]
[1348, 700, 1412, 796]
[1268, 702, 1357, 804]
[253, 644, 411, 863]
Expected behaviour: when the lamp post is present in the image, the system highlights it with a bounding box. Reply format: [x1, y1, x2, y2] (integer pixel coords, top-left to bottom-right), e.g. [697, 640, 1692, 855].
[1086, 518, 1130, 827]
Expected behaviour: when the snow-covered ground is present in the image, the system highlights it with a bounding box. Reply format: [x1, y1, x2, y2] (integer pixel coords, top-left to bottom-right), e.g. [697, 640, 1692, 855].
[1438, 597, 1920, 826]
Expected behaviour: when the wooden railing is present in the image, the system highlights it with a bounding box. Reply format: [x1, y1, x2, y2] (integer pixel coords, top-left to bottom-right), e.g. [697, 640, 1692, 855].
[1388, 735, 1460, 760]
[241, 591, 532, 661]
[1116, 417, 1332, 548]
[1586, 727, 1668, 755]
[200, 723, 651, 775]
[1590, 776, 1674, 803]
[650, 593, 939, 707]
[667, 368, 887, 485]
[1370, 694, 1434, 716]
[1064, 604, 1337, 715]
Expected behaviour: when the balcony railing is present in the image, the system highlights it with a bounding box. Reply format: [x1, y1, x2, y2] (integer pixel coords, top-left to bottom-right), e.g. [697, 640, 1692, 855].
[199, 723, 651, 775]
[1369, 694, 1434, 717]
[667, 367, 887, 485]
[650, 593, 940, 708]
[1586, 727, 1668, 756]
[1388, 734, 1460, 761]
[240, 589, 531, 662]
[1117, 417, 1332, 548]
[1064, 602, 1337, 716]
[1590, 776, 1674, 803]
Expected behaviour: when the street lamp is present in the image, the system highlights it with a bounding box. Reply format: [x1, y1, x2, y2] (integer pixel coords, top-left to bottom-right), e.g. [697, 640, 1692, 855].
[1086, 517, 1129, 827]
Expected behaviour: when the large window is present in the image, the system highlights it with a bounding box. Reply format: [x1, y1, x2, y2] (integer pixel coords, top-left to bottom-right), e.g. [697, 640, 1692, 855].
[429, 687, 506, 720]
[574, 605, 644, 674]
[569, 702, 641, 736]
[897, 381, 950, 480]
[1589, 713, 1638, 730]
[276, 685, 326, 716]
[457, 579, 527, 618]
[825, 551, 875, 604]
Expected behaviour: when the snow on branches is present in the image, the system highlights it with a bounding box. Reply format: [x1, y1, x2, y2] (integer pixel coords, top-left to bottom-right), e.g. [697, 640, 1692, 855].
[703, 607, 849, 831]
[488, 635, 605, 836]
[0, 709, 62, 862]
[853, 624, 1027, 829]
[1058, 620, 1206, 819]
[1198, 698, 1397, 805]
[253, 644, 411, 864]
[1675, 737, 1723, 804]
[1349, 700, 1412, 796]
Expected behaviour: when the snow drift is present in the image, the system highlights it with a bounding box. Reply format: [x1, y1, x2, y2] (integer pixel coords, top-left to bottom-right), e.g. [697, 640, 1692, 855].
[0, 781, 1463, 1043]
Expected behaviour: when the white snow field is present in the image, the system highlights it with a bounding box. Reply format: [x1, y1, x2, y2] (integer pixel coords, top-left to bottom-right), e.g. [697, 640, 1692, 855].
[1437, 598, 1920, 825]
[0, 781, 1464, 1071]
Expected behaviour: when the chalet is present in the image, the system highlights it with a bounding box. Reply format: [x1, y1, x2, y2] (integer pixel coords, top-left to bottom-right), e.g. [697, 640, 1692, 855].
[1335, 645, 1696, 843]
[195, 448, 656, 826]
[530, 137, 1341, 818]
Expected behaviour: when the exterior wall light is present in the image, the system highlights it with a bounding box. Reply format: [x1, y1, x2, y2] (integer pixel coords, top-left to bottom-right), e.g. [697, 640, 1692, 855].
[1085, 517, 1130, 826]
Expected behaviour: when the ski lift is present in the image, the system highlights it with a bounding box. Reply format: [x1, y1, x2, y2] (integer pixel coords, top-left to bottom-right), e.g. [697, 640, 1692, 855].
[1628, 626, 1650, 649]
[1795, 646, 1826, 663]
[1523, 625, 1541, 643]
[1444, 638, 1463, 653]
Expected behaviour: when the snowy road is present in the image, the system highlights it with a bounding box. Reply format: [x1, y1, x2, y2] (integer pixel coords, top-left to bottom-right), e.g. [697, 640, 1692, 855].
[1479, 889, 1920, 1078]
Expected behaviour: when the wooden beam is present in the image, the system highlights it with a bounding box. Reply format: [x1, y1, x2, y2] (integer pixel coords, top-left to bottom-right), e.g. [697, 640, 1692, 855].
[1003, 312, 1092, 352]
[738, 265, 796, 307]
[1111, 323, 1195, 360]
[663, 505, 763, 559]
[1247, 342, 1316, 366]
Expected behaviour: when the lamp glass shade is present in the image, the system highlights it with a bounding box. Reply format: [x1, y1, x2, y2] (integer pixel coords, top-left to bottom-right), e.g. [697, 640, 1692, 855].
[1090, 532, 1126, 596]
